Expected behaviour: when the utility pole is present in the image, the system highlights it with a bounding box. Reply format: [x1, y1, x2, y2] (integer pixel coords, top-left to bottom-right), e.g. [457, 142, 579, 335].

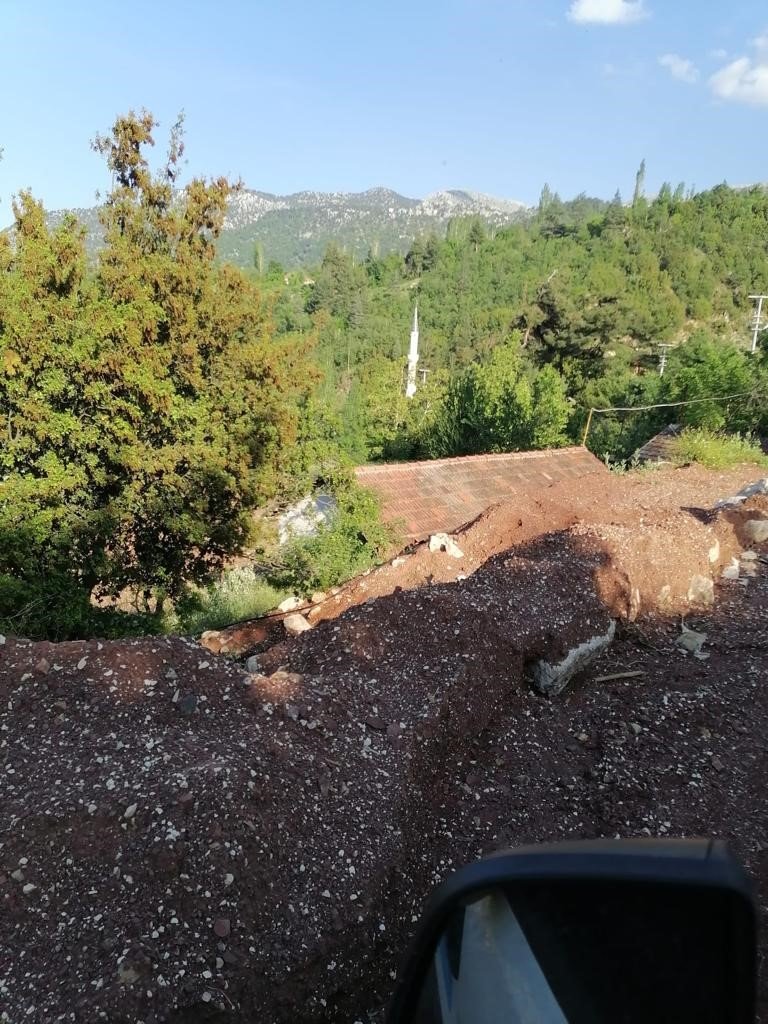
[749, 294, 767, 354]
[657, 343, 673, 376]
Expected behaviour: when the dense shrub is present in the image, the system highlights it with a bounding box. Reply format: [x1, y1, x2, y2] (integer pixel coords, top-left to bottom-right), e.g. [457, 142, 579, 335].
[668, 429, 768, 470]
[268, 477, 396, 597]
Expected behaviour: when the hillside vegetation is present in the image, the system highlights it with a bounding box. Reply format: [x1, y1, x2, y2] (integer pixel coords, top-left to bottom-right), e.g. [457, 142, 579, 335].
[2, 114, 768, 641]
[269, 178, 768, 463]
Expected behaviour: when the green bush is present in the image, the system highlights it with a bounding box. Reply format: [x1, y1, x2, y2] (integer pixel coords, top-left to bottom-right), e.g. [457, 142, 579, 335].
[268, 477, 396, 597]
[168, 569, 286, 635]
[0, 573, 161, 642]
[668, 429, 768, 470]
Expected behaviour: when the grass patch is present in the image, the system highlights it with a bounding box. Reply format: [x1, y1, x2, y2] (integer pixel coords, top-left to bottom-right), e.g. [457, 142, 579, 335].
[668, 429, 768, 470]
[167, 568, 286, 635]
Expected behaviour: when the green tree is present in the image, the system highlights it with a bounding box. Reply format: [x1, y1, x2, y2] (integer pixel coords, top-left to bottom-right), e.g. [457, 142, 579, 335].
[424, 338, 570, 457]
[0, 111, 310, 635]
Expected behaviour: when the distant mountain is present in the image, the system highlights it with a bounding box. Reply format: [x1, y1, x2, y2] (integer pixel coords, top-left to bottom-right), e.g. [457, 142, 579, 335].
[43, 186, 529, 269]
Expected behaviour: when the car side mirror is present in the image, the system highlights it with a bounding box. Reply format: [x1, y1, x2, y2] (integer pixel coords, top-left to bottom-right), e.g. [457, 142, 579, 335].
[388, 839, 756, 1024]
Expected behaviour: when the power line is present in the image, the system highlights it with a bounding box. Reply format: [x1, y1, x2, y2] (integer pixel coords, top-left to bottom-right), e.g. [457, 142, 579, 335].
[581, 388, 762, 446]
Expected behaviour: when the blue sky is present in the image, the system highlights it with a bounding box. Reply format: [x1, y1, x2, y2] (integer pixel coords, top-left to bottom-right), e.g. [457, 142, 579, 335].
[1, 0, 767, 211]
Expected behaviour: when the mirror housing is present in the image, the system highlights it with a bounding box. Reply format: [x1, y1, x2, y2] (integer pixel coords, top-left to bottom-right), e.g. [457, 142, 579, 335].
[388, 839, 756, 1024]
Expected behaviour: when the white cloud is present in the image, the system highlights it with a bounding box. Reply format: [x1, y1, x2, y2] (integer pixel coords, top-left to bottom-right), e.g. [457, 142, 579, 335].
[710, 55, 768, 106]
[568, 0, 648, 24]
[709, 48, 728, 60]
[752, 32, 768, 54]
[658, 53, 699, 83]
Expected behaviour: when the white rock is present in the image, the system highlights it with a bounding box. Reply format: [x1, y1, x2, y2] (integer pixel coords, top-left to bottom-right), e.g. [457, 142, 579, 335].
[687, 575, 714, 608]
[278, 596, 303, 614]
[0, 635, 5, 645]
[245, 655, 262, 673]
[428, 533, 464, 559]
[532, 621, 616, 697]
[708, 540, 720, 564]
[741, 550, 758, 561]
[283, 613, 312, 637]
[124, 803, 138, 820]
[678, 628, 707, 654]
[721, 558, 740, 581]
[744, 519, 768, 544]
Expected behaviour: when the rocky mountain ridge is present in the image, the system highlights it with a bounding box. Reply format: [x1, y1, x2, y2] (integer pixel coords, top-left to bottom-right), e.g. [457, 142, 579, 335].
[42, 186, 528, 269]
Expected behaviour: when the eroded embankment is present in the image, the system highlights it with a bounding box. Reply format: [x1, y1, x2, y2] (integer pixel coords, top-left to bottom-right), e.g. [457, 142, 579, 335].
[1, 466, 767, 1023]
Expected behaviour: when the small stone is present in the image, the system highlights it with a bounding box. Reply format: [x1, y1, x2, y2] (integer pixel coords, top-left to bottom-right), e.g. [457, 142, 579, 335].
[124, 803, 138, 820]
[278, 595, 303, 613]
[741, 550, 758, 561]
[213, 917, 231, 938]
[629, 722, 642, 736]
[117, 963, 140, 985]
[428, 532, 464, 559]
[245, 655, 262, 674]
[721, 558, 740, 581]
[35, 658, 51, 675]
[687, 575, 714, 608]
[77, 657, 88, 670]
[216, 957, 224, 970]
[310, 591, 327, 604]
[677, 628, 707, 655]
[165, 667, 178, 680]
[224, 873, 234, 886]
[11, 869, 24, 882]
[283, 613, 312, 637]
[711, 755, 725, 772]
[285, 704, 300, 721]
[365, 715, 386, 731]
[744, 519, 768, 544]
[0, 634, 5, 645]
[178, 693, 198, 715]
[22, 883, 37, 895]
[708, 540, 720, 564]
[202, 992, 212, 1003]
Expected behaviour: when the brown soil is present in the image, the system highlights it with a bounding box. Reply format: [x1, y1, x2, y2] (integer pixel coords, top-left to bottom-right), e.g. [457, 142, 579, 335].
[1, 464, 767, 1023]
[210, 463, 762, 657]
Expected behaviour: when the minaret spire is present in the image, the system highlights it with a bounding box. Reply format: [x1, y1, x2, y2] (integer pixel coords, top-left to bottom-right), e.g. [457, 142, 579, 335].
[406, 305, 419, 398]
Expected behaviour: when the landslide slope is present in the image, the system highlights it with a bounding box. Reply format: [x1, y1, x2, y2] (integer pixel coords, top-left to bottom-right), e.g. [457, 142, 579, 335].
[1, 464, 767, 1023]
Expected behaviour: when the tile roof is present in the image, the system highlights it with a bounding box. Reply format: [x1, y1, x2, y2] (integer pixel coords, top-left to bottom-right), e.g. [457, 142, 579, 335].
[355, 446, 607, 539]
[634, 424, 683, 464]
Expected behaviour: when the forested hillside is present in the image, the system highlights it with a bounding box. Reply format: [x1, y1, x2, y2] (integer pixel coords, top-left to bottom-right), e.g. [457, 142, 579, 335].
[2, 115, 768, 641]
[268, 179, 768, 463]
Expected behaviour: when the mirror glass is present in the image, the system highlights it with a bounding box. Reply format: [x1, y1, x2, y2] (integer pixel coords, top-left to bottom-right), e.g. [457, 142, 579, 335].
[411, 880, 743, 1024]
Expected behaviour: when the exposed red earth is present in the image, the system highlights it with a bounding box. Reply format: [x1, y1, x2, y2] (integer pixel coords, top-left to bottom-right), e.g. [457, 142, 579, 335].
[1, 463, 767, 1022]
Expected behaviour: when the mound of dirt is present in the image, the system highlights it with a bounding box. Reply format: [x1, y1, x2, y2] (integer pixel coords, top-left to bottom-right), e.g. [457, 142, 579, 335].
[1, 465, 768, 1023]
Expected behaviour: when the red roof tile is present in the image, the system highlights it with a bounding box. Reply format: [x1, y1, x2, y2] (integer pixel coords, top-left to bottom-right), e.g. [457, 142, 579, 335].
[355, 447, 607, 539]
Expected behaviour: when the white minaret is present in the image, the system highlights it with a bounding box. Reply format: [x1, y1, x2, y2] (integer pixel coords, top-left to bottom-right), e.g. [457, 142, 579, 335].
[405, 305, 419, 398]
